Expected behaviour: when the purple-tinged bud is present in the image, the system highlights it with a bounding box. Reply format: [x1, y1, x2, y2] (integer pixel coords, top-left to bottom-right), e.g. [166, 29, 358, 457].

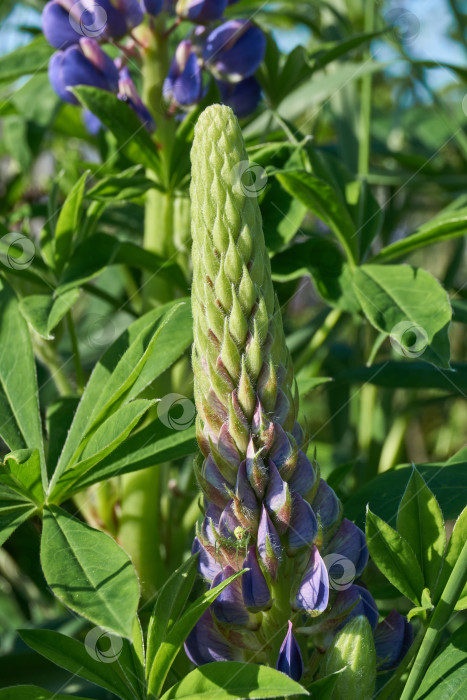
[324, 518, 368, 579]
[184, 609, 236, 665]
[269, 424, 296, 480]
[311, 479, 342, 535]
[246, 438, 267, 499]
[203, 20, 266, 83]
[192, 536, 222, 582]
[287, 450, 317, 499]
[295, 546, 329, 615]
[118, 66, 155, 130]
[242, 546, 271, 612]
[211, 566, 251, 626]
[176, 0, 228, 23]
[287, 493, 318, 555]
[163, 40, 203, 107]
[197, 454, 232, 508]
[218, 499, 242, 539]
[265, 460, 291, 534]
[233, 460, 259, 528]
[217, 76, 262, 118]
[48, 39, 119, 104]
[374, 610, 413, 671]
[257, 505, 281, 580]
[338, 585, 379, 631]
[42, 0, 85, 49]
[141, 0, 163, 15]
[276, 620, 304, 682]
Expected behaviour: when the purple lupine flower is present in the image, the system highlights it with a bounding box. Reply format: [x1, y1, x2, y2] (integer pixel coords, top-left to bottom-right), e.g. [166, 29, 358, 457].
[295, 546, 329, 614]
[217, 76, 262, 118]
[203, 20, 266, 82]
[176, 0, 227, 23]
[184, 609, 236, 665]
[276, 621, 304, 682]
[83, 109, 103, 134]
[141, 0, 164, 15]
[242, 546, 271, 612]
[324, 518, 369, 579]
[374, 610, 414, 670]
[117, 65, 155, 130]
[48, 38, 119, 104]
[163, 40, 203, 107]
[42, 0, 143, 49]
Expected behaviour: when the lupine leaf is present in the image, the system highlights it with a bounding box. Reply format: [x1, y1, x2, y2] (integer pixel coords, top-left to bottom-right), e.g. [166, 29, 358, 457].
[352, 264, 452, 369]
[434, 505, 467, 606]
[413, 622, 467, 699]
[19, 629, 136, 700]
[396, 468, 446, 592]
[73, 86, 162, 178]
[366, 508, 424, 605]
[1, 449, 43, 503]
[147, 570, 246, 699]
[19, 290, 80, 339]
[49, 399, 155, 501]
[0, 36, 53, 83]
[146, 554, 199, 680]
[0, 279, 45, 485]
[49, 301, 190, 487]
[87, 165, 156, 201]
[160, 662, 309, 699]
[0, 502, 36, 547]
[40, 505, 140, 638]
[54, 171, 88, 275]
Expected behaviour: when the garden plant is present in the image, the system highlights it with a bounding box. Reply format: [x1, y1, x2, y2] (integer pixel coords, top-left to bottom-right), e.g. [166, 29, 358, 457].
[0, 0, 466, 699]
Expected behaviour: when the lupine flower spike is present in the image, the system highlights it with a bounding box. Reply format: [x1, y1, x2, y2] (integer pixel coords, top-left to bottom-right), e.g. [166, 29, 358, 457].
[186, 104, 412, 695]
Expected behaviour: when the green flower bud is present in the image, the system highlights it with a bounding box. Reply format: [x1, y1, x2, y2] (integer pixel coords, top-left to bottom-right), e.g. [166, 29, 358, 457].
[320, 615, 376, 700]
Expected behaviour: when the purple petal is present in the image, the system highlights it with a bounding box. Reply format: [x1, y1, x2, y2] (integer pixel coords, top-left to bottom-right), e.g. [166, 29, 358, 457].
[211, 566, 250, 625]
[192, 536, 222, 582]
[325, 518, 368, 579]
[42, 2, 82, 49]
[203, 20, 266, 82]
[265, 460, 291, 534]
[374, 610, 413, 671]
[242, 546, 271, 612]
[287, 450, 317, 498]
[177, 0, 228, 23]
[311, 479, 341, 533]
[141, 0, 164, 14]
[257, 505, 281, 580]
[184, 609, 234, 665]
[287, 493, 318, 554]
[295, 546, 329, 614]
[276, 620, 304, 682]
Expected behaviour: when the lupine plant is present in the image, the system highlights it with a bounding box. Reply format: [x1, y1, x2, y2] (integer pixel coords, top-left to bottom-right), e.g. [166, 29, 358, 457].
[0, 1, 467, 699]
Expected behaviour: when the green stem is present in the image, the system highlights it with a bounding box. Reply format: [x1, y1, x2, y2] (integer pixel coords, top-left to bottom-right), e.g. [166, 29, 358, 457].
[400, 538, 467, 700]
[358, 0, 375, 178]
[67, 311, 84, 393]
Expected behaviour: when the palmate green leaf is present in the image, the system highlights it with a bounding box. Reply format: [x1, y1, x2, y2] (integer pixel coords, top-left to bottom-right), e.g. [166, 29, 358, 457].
[0, 279, 45, 484]
[0, 502, 37, 547]
[413, 622, 467, 699]
[352, 264, 452, 368]
[146, 555, 199, 680]
[54, 171, 88, 275]
[396, 468, 446, 593]
[73, 86, 162, 178]
[49, 301, 190, 488]
[275, 170, 358, 263]
[70, 421, 197, 491]
[371, 205, 467, 263]
[50, 398, 155, 501]
[19, 629, 137, 700]
[1, 448, 43, 503]
[147, 570, 246, 699]
[345, 463, 467, 531]
[0, 687, 90, 700]
[366, 508, 424, 605]
[0, 36, 53, 84]
[19, 289, 80, 340]
[434, 506, 467, 607]
[87, 165, 156, 201]
[271, 237, 360, 313]
[160, 662, 309, 699]
[40, 505, 140, 638]
[55, 232, 186, 296]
